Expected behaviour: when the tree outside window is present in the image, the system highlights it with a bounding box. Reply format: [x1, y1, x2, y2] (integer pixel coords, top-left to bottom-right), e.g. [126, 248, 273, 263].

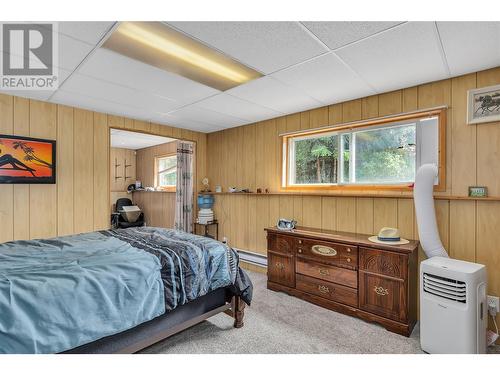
[155, 154, 177, 190]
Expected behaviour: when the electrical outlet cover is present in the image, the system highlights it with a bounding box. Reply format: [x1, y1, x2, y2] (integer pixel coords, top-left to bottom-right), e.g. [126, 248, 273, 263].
[487, 295, 500, 314]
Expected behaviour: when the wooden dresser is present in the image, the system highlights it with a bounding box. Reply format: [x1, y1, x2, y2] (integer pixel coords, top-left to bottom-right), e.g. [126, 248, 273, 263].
[265, 226, 419, 336]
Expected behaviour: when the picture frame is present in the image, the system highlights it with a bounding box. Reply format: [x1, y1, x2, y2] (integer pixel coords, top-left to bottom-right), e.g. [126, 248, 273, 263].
[468, 186, 488, 198]
[0, 134, 56, 184]
[467, 84, 500, 124]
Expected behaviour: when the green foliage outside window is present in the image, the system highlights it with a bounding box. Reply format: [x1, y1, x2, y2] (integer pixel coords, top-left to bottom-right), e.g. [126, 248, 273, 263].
[157, 155, 177, 187]
[291, 123, 416, 185]
[294, 134, 339, 184]
[354, 125, 416, 183]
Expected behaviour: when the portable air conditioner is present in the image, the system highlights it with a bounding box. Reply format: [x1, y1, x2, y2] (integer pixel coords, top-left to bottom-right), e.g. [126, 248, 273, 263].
[420, 257, 487, 354]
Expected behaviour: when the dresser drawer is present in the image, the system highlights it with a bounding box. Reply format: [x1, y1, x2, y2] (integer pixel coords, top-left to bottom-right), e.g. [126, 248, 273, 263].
[267, 234, 295, 255]
[359, 271, 407, 322]
[296, 274, 358, 307]
[297, 238, 357, 269]
[296, 259, 358, 289]
[359, 247, 406, 279]
[268, 251, 295, 287]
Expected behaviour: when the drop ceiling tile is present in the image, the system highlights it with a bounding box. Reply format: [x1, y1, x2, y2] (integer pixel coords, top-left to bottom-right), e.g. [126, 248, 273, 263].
[437, 22, 500, 76]
[152, 113, 224, 133]
[167, 21, 328, 74]
[51, 89, 158, 121]
[336, 22, 449, 93]
[78, 48, 220, 105]
[272, 52, 376, 105]
[194, 93, 282, 123]
[166, 105, 248, 128]
[54, 22, 114, 45]
[302, 21, 403, 50]
[61, 73, 182, 113]
[226, 76, 322, 114]
[57, 34, 97, 71]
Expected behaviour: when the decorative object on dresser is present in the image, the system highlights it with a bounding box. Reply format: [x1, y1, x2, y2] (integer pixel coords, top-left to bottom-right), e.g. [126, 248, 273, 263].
[265, 226, 419, 336]
[276, 218, 297, 231]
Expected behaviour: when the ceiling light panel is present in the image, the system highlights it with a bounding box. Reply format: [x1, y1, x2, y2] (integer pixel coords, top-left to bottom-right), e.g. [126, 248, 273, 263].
[102, 22, 262, 91]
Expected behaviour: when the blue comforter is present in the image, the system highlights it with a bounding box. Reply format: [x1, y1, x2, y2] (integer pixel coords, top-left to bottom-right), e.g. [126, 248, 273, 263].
[0, 227, 251, 354]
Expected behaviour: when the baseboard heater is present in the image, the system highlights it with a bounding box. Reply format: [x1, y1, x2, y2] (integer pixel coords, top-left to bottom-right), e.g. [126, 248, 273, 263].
[235, 248, 267, 268]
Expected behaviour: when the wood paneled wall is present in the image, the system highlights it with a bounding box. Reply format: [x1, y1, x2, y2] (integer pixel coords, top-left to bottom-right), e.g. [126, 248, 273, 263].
[0, 94, 206, 241]
[132, 141, 179, 228]
[136, 140, 177, 187]
[206, 67, 500, 331]
[132, 191, 175, 228]
[110, 147, 136, 211]
[110, 147, 137, 192]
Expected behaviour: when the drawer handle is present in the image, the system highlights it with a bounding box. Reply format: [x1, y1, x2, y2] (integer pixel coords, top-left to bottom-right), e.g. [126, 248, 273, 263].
[347, 248, 351, 253]
[298, 239, 303, 244]
[373, 286, 389, 296]
[275, 262, 285, 270]
[311, 245, 337, 257]
[318, 285, 330, 294]
[346, 258, 351, 263]
[318, 268, 330, 276]
[298, 248, 303, 253]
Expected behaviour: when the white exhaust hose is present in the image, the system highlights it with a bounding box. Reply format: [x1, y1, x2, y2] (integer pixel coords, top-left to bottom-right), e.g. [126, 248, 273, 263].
[414, 164, 449, 258]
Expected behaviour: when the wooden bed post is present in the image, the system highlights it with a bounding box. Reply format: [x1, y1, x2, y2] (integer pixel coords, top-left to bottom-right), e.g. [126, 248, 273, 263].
[232, 296, 245, 328]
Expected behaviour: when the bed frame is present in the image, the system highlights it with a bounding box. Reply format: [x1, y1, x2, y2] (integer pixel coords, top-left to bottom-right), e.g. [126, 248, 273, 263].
[63, 288, 245, 354]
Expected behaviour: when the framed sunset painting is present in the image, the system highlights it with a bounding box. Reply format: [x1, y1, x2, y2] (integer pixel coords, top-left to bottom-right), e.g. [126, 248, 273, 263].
[0, 135, 56, 184]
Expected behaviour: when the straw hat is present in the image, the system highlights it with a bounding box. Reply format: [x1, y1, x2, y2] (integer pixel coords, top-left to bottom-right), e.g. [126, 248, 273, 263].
[368, 227, 409, 245]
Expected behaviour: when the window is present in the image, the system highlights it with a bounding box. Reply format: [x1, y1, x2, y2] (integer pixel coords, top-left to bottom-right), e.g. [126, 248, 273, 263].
[283, 109, 445, 190]
[155, 154, 177, 190]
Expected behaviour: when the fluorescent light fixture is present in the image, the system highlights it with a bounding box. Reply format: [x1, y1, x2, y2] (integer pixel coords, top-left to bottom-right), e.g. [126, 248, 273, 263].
[102, 22, 262, 91]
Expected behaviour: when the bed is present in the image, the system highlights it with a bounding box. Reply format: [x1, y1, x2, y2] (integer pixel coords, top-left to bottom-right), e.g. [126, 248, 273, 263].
[0, 227, 252, 354]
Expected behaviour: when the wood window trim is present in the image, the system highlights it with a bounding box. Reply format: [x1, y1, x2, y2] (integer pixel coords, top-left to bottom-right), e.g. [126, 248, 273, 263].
[154, 153, 177, 192]
[281, 107, 447, 193]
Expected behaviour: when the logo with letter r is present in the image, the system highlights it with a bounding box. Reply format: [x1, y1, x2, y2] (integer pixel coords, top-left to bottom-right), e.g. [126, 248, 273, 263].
[2, 23, 53, 75]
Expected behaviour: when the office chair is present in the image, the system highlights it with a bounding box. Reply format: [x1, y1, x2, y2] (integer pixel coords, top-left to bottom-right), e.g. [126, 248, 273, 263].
[114, 198, 145, 228]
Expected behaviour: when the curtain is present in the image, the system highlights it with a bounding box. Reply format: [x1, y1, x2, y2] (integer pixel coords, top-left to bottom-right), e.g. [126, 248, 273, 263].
[175, 141, 194, 233]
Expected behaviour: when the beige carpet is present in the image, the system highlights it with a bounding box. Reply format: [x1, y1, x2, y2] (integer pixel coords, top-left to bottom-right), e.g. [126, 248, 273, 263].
[141, 270, 428, 354]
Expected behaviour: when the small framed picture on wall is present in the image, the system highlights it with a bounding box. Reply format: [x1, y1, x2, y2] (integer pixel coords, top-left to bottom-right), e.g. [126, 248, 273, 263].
[467, 84, 500, 124]
[468, 186, 488, 198]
